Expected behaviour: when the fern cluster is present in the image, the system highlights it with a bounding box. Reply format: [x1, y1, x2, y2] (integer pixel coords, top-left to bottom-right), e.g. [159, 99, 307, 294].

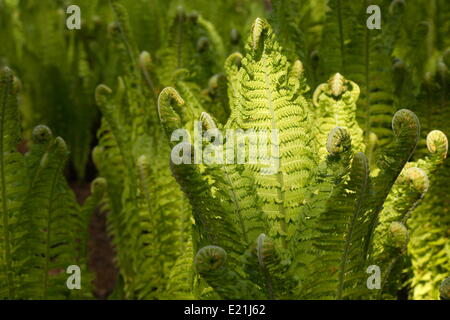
[268, 0, 450, 300]
[0, 0, 116, 180]
[95, 1, 449, 300]
[157, 18, 448, 299]
[1, 0, 449, 300]
[0, 67, 104, 299]
[91, 0, 268, 299]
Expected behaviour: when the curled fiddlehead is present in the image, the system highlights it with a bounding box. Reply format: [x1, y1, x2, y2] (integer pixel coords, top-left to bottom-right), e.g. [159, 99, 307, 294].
[326, 126, 351, 155]
[440, 277, 450, 300]
[158, 87, 185, 137]
[426, 130, 448, 160]
[194, 245, 262, 299]
[195, 245, 227, 274]
[32, 125, 53, 145]
[252, 18, 268, 49]
[386, 221, 409, 252]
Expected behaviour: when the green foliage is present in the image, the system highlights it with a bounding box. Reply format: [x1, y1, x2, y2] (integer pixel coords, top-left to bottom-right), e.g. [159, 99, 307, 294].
[388, 0, 450, 300]
[0, 0, 115, 180]
[268, 0, 450, 300]
[157, 19, 447, 300]
[0, 67, 103, 299]
[93, 2, 194, 299]
[1, 0, 448, 301]
[407, 67, 450, 299]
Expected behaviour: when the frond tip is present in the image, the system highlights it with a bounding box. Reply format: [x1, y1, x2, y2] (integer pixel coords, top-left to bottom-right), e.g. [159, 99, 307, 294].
[398, 167, 429, 194]
[224, 52, 243, 71]
[251, 18, 269, 49]
[0, 66, 17, 98]
[139, 51, 152, 70]
[53, 137, 69, 156]
[426, 130, 448, 159]
[158, 87, 186, 138]
[194, 246, 227, 274]
[326, 127, 351, 155]
[95, 84, 113, 107]
[32, 125, 53, 144]
[328, 73, 346, 97]
[0, 66, 14, 82]
[391, 109, 420, 139]
[387, 221, 409, 252]
[90, 177, 107, 196]
[200, 112, 217, 130]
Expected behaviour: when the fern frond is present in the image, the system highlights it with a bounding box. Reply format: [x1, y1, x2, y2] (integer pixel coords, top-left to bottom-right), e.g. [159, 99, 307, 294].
[343, 1, 398, 158]
[0, 67, 26, 299]
[312, 73, 365, 159]
[229, 18, 318, 248]
[17, 131, 82, 299]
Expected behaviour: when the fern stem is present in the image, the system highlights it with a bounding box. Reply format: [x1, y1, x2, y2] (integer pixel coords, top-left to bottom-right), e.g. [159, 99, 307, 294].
[377, 255, 400, 299]
[0, 76, 15, 299]
[337, 156, 368, 299]
[141, 67, 158, 100]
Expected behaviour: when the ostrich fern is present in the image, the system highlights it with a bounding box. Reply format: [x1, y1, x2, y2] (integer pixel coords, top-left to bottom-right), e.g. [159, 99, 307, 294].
[93, 0, 195, 299]
[0, 67, 104, 299]
[386, 0, 450, 299]
[92, 1, 268, 299]
[158, 18, 448, 300]
[0, 0, 115, 180]
[91, 0, 449, 301]
[406, 55, 450, 300]
[1, 0, 447, 300]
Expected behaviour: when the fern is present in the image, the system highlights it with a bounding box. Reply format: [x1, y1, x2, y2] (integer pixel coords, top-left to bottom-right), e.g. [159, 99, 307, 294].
[93, 3, 195, 298]
[389, 1, 450, 298]
[0, 67, 103, 299]
[0, 0, 114, 180]
[157, 18, 446, 300]
[0, 67, 25, 299]
[407, 58, 450, 300]
[2, 0, 448, 301]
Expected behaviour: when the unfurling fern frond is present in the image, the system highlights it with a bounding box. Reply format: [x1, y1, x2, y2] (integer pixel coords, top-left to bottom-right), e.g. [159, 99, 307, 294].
[194, 245, 262, 299]
[312, 73, 364, 159]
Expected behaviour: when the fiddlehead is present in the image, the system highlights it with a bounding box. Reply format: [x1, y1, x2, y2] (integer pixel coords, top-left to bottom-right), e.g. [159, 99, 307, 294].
[158, 87, 185, 137]
[195, 245, 262, 299]
[326, 126, 352, 155]
[440, 277, 450, 300]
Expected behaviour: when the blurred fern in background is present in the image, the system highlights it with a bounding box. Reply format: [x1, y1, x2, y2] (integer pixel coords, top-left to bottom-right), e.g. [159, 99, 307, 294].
[0, 0, 115, 180]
